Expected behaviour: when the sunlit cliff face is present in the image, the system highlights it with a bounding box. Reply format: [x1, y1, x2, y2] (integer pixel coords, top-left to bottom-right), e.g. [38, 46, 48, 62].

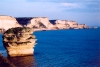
[2, 27, 36, 57]
[27, 17, 55, 29]
[0, 15, 22, 30]
[0, 16, 89, 31]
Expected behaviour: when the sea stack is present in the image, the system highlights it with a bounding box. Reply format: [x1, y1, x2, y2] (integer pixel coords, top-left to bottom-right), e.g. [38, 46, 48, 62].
[2, 27, 36, 57]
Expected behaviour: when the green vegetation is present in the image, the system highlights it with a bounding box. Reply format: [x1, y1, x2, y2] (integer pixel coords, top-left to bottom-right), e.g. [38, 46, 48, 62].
[0, 54, 16, 67]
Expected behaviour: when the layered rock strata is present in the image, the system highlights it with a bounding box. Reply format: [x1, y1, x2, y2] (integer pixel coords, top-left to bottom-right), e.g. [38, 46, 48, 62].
[2, 27, 36, 57]
[54, 20, 70, 29]
[26, 18, 89, 30]
[27, 17, 57, 30]
[53, 20, 89, 29]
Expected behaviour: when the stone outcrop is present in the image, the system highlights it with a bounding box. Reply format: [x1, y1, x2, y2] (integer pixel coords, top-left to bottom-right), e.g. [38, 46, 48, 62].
[0, 15, 22, 30]
[77, 24, 89, 29]
[67, 21, 78, 28]
[27, 17, 57, 30]
[54, 20, 70, 29]
[2, 27, 36, 57]
[51, 20, 89, 29]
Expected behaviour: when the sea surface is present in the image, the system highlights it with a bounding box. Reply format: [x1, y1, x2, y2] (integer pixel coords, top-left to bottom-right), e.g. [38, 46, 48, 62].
[0, 28, 100, 67]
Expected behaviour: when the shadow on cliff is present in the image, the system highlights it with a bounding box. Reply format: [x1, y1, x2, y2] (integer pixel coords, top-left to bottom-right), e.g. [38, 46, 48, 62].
[16, 17, 56, 26]
[8, 55, 37, 67]
[16, 17, 33, 26]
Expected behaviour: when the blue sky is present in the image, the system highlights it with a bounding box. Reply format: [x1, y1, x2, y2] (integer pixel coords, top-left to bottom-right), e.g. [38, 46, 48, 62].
[0, 0, 100, 26]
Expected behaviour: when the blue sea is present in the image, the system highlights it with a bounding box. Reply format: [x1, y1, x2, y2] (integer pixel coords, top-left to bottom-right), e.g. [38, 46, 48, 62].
[0, 28, 100, 67]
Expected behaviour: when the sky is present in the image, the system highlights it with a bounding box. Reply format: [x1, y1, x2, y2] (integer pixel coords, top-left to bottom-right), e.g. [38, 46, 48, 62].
[0, 0, 100, 26]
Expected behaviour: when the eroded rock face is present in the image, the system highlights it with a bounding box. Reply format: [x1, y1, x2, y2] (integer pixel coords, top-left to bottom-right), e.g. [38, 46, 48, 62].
[16, 17, 89, 30]
[77, 24, 89, 29]
[2, 27, 36, 57]
[55, 20, 70, 29]
[54, 20, 89, 29]
[67, 21, 78, 28]
[0, 15, 22, 30]
[27, 17, 56, 30]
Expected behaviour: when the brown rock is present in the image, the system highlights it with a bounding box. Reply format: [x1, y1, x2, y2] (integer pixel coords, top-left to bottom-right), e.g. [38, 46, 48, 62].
[2, 27, 36, 57]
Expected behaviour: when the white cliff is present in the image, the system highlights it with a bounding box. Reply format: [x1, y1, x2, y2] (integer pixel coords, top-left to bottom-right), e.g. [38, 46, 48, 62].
[0, 15, 89, 31]
[77, 24, 88, 29]
[54, 20, 78, 29]
[67, 21, 78, 28]
[53, 20, 89, 29]
[0, 15, 22, 30]
[54, 20, 69, 29]
[26, 17, 89, 30]
[27, 17, 56, 30]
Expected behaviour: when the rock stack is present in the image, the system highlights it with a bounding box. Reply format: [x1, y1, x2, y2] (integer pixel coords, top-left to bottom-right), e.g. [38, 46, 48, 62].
[2, 27, 36, 57]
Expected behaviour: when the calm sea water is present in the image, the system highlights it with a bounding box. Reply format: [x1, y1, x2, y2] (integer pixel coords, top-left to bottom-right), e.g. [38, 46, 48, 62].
[0, 28, 100, 67]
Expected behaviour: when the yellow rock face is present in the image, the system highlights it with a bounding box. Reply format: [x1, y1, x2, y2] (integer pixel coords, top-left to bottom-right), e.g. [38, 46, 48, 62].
[2, 27, 36, 57]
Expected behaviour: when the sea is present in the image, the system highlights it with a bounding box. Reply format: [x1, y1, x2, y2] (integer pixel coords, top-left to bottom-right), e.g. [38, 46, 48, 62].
[0, 28, 100, 67]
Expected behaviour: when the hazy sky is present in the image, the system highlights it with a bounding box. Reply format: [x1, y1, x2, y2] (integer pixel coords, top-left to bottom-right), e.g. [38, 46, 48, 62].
[0, 0, 100, 26]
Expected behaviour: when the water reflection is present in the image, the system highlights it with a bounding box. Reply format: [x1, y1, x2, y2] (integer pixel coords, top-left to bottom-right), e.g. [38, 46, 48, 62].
[8, 55, 37, 67]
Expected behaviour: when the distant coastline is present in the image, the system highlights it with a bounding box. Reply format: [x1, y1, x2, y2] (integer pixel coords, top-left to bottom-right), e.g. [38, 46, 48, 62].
[0, 15, 99, 32]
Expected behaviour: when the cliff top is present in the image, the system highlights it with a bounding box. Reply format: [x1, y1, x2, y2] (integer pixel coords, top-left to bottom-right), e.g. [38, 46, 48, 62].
[0, 15, 16, 20]
[4, 27, 33, 34]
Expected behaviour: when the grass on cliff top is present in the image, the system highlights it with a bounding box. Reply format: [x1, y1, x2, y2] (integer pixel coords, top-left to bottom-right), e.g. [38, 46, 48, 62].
[0, 54, 16, 67]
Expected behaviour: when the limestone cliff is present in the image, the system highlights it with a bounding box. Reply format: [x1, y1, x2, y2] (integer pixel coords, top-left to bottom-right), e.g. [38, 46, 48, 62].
[51, 20, 89, 29]
[77, 24, 89, 29]
[0, 15, 89, 31]
[27, 17, 56, 30]
[51, 20, 78, 29]
[15, 17, 89, 30]
[0, 15, 22, 30]
[54, 20, 70, 29]
[67, 21, 78, 28]
[2, 27, 36, 57]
